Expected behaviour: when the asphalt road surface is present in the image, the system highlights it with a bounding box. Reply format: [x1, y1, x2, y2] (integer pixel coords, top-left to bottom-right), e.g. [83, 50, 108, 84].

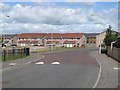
[2, 48, 100, 88]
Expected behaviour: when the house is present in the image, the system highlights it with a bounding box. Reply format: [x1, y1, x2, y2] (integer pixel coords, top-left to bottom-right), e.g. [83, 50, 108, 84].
[3, 34, 17, 46]
[96, 31, 106, 47]
[96, 31, 118, 47]
[46, 33, 86, 47]
[17, 33, 47, 47]
[45, 33, 63, 47]
[85, 33, 99, 47]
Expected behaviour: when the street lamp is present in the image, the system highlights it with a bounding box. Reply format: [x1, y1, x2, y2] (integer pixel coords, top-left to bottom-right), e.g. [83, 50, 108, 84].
[1, 15, 10, 47]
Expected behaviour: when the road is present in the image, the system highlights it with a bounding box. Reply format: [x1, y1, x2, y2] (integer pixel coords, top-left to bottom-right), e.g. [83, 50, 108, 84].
[2, 48, 100, 88]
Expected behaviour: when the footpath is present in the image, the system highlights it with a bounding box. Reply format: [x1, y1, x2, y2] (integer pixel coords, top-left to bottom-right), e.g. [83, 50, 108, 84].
[90, 51, 119, 88]
[0, 53, 44, 70]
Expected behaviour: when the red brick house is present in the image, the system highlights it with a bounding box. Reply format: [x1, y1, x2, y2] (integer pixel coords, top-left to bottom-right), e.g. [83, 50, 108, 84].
[16, 33, 86, 47]
[46, 33, 86, 47]
[17, 33, 47, 46]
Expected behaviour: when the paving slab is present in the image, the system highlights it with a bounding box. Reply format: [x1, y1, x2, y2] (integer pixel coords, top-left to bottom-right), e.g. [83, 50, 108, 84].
[90, 51, 119, 88]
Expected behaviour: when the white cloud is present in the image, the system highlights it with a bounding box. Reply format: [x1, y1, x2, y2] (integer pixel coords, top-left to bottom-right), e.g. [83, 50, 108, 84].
[0, 2, 118, 34]
[66, 0, 119, 2]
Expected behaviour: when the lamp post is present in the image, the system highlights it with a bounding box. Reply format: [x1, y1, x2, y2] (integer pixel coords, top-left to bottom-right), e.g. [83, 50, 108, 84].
[1, 15, 10, 47]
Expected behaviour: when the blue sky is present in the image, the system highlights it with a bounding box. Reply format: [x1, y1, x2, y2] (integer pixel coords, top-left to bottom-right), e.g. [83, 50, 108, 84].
[4, 2, 117, 9]
[0, 2, 118, 34]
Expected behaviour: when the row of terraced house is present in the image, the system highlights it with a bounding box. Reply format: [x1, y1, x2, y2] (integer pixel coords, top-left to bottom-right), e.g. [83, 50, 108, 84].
[2, 31, 120, 48]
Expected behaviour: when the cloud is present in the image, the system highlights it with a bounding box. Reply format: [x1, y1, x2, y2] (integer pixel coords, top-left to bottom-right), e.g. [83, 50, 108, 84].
[66, 0, 119, 2]
[0, 2, 118, 34]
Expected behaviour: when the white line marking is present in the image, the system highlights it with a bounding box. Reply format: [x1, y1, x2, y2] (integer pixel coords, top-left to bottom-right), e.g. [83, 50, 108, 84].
[51, 62, 60, 65]
[0, 66, 13, 71]
[92, 58, 102, 88]
[35, 62, 44, 65]
[9, 63, 17, 66]
[34, 56, 45, 62]
[2, 55, 45, 71]
[113, 68, 120, 70]
[27, 61, 32, 64]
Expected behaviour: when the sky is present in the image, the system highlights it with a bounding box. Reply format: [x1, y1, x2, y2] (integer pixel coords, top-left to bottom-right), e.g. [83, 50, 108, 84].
[0, 1, 119, 34]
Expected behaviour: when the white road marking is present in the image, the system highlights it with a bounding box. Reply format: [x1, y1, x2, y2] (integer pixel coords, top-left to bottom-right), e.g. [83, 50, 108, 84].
[9, 63, 17, 66]
[0, 67, 13, 71]
[92, 58, 102, 88]
[35, 62, 44, 65]
[113, 68, 120, 70]
[51, 62, 60, 65]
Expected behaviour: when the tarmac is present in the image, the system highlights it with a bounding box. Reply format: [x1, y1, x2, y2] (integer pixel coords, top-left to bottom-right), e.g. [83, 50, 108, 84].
[1, 49, 119, 88]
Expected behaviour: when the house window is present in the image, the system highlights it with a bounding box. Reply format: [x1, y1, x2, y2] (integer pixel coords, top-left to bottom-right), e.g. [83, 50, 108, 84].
[87, 40, 89, 43]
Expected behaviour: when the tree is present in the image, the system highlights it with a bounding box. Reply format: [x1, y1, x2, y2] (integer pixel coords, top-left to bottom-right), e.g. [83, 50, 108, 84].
[104, 25, 118, 46]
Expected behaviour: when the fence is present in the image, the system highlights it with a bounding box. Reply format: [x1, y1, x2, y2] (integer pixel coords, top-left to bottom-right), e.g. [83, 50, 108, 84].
[107, 46, 120, 62]
[2, 47, 29, 62]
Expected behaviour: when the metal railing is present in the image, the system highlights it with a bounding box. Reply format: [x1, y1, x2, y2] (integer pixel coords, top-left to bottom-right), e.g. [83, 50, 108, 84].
[2, 47, 29, 62]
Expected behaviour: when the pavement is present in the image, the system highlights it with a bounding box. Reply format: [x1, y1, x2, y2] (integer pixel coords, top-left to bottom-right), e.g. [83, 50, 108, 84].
[90, 51, 119, 88]
[1, 53, 44, 70]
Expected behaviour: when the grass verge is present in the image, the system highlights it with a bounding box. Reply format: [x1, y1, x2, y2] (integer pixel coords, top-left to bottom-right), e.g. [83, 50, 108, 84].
[0, 54, 26, 62]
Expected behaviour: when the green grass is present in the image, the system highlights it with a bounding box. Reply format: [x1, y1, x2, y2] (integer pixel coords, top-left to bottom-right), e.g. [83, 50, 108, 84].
[0, 54, 26, 62]
[0, 55, 2, 63]
[31, 47, 80, 53]
[86, 46, 97, 48]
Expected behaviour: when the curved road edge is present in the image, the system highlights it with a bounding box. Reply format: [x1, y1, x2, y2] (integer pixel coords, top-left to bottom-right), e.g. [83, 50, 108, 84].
[92, 54, 102, 88]
[89, 50, 119, 88]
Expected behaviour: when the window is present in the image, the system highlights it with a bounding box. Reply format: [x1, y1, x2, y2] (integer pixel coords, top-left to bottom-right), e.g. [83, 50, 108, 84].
[87, 40, 89, 43]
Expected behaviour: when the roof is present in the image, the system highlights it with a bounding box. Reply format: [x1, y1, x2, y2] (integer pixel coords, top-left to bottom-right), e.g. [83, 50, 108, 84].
[84, 33, 100, 37]
[18, 33, 47, 38]
[46, 41, 59, 44]
[63, 40, 77, 44]
[47, 33, 84, 39]
[63, 33, 84, 38]
[47, 33, 63, 38]
[4, 34, 17, 39]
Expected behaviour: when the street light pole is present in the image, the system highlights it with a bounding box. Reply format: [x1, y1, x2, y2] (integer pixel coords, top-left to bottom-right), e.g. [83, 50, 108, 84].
[1, 15, 10, 47]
